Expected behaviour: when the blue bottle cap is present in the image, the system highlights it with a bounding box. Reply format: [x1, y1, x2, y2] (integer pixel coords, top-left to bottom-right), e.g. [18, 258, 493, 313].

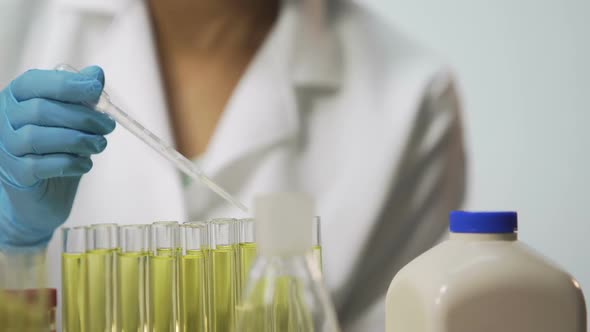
[450, 211, 517, 233]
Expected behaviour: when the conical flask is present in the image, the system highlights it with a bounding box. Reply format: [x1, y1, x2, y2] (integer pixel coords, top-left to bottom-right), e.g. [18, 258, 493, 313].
[236, 193, 341, 332]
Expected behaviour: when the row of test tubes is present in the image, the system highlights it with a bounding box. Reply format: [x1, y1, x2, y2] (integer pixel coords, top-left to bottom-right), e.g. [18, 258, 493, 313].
[61, 218, 322, 332]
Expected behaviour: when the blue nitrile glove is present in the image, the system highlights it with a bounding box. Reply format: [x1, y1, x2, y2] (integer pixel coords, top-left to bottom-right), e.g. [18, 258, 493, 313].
[0, 66, 116, 250]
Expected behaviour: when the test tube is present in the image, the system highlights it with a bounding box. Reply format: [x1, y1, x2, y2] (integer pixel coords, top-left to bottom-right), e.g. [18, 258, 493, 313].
[62, 226, 88, 332]
[238, 218, 256, 298]
[147, 221, 179, 332]
[210, 218, 239, 332]
[116, 225, 149, 332]
[312, 216, 323, 272]
[86, 223, 118, 332]
[180, 222, 208, 332]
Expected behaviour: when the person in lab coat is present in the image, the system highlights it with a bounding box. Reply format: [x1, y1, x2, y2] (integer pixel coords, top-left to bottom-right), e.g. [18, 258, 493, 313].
[0, 0, 466, 330]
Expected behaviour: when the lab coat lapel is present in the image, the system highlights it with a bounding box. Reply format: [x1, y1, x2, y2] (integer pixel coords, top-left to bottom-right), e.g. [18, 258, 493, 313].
[202, 3, 301, 178]
[202, 0, 340, 178]
[186, 1, 343, 219]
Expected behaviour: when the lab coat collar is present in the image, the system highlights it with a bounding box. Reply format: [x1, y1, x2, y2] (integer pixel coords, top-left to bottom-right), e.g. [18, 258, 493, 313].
[199, 0, 343, 176]
[289, 0, 343, 89]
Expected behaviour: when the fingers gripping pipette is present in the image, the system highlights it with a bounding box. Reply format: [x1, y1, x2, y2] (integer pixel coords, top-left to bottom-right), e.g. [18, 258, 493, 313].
[55, 64, 249, 213]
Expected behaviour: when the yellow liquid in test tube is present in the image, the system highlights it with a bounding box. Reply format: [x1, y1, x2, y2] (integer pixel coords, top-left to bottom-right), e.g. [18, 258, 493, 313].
[239, 242, 257, 291]
[148, 248, 178, 332]
[212, 245, 237, 332]
[180, 249, 207, 332]
[86, 248, 115, 332]
[203, 246, 212, 331]
[312, 245, 323, 272]
[0, 293, 3, 330]
[62, 252, 87, 332]
[117, 252, 147, 332]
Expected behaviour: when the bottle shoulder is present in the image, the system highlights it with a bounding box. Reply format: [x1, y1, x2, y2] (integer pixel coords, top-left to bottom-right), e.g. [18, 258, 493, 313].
[388, 239, 584, 301]
[386, 239, 587, 332]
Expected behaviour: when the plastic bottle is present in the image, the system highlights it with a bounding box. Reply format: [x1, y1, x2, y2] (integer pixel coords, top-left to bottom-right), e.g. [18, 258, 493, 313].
[236, 192, 341, 332]
[386, 211, 587, 332]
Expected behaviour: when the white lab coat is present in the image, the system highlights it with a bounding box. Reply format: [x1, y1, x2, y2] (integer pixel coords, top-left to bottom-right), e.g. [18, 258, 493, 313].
[0, 0, 466, 330]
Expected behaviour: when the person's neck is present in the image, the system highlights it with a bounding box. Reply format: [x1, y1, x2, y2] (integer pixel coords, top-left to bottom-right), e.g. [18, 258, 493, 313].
[148, 0, 279, 54]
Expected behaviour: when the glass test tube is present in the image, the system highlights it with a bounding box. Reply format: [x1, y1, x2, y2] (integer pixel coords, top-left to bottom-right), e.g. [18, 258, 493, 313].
[86, 223, 118, 332]
[238, 218, 256, 298]
[62, 226, 88, 332]
[210, 218, 239, 332]
[180, 222, 208, 332]
[312, 216, 323, 272]
[147, 221, 179, 332]
[116, 225, 148, 332]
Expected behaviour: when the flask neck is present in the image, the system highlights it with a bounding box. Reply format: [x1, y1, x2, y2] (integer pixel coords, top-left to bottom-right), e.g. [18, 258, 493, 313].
[450, 232, 518, 241]
[257, 248, 309, 257]
[249, 253, 321, 280]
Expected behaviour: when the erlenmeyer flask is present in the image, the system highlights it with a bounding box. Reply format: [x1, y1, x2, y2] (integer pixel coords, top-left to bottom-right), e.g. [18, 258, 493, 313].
[236, 193, 341, 332]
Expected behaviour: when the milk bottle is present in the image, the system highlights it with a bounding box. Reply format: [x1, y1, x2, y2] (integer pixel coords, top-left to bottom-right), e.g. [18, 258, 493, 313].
[385, 211, 587, 332]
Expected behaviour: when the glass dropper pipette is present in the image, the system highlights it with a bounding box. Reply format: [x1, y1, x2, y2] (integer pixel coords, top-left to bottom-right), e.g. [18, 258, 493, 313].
[55, 64, 249, 213]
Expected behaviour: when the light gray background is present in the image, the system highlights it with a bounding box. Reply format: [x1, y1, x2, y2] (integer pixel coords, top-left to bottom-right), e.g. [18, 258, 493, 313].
[365, 0, 590, 311]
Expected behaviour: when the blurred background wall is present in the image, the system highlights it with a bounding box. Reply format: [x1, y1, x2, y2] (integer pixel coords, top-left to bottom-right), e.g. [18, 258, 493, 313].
[364, 0, 590, 306]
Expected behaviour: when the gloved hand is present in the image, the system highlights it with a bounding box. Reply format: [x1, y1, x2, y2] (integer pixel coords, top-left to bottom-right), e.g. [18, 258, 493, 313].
[0, 66, 115, 250]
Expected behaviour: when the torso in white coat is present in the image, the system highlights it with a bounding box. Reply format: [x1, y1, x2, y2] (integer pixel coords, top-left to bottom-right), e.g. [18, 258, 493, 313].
[1, 0, 466, 330]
